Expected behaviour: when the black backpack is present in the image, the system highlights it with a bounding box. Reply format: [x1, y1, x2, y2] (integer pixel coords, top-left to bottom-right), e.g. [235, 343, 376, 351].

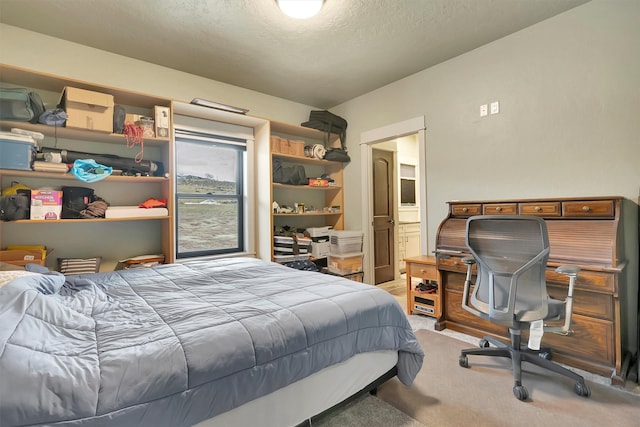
[0, 192, 30, 221]
[272, 159, 307, 185]
[61, 186, 95, 219]
[301, 110, 348, 149]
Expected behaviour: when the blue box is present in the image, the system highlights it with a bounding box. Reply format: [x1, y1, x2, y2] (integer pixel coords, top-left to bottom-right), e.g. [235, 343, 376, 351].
[0, 138, 35, 170]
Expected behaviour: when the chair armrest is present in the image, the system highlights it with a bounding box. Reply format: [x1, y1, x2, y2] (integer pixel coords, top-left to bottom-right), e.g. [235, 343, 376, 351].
[546, 265, 580, 335]
[462, 256, 476, 265]
[555, 265, 580, 277]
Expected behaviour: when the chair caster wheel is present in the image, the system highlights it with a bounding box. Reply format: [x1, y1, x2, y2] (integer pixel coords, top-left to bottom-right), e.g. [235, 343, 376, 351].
[479, 339, 490, 348]
[459, 354, 469, 368]
[513, 385, 529, 401]
[575, 381, 591, 397]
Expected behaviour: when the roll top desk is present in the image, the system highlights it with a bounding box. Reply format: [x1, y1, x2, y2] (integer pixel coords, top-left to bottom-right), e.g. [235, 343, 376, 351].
[435, 196, 629, 384]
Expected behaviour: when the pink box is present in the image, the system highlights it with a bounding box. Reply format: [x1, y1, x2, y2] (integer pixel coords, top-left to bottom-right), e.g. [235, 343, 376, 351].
[30, 190, 63, 220]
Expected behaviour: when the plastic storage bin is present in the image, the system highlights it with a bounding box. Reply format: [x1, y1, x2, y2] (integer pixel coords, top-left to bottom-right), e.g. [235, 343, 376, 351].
[329, 230, 363, 254]
[0, 137, 35, 170]
[327, 252, 364, 275]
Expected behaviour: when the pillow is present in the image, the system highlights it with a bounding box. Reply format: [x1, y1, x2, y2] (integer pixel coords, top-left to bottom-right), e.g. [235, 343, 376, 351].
[12, 272, 66, 294]
[0, 261, 26, 271]
[58, 257, 101, 275]
[0, 270, 40, 288]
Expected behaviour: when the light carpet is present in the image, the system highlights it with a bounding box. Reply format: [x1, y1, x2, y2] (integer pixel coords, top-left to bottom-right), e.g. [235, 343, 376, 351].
[377, 329, 640, 427]
[312, 394, 426, 427]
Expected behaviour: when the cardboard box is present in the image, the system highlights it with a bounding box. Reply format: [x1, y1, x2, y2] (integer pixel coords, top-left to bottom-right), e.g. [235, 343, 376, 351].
[288, 140, 305, 157]
[60, 87, 114, 133]
[0, 250, 45, 266]
[30, 190, 62, 220]
[5, 245, 48, 261]
[154, 106, 170, 138]
[308, 178, 329, 187]
[328, 252, 364, 275]
[270, 136, 283, 153]
[125, 113, 143, 124]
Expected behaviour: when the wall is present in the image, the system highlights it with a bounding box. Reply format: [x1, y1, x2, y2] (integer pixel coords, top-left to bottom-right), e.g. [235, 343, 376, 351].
[333, 0, 640, 352]
[0, 24, 316, 125]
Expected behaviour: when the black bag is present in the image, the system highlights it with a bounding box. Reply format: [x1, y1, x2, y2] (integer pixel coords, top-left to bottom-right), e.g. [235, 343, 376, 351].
[284, 260, 319, 272]
[301, 110, 348, 149]
[0, 88, 46, 124]
[0, 192, 30, 221]
[113, 105, 126, 134]
[323, 147, 351, 162]
[61, 186, 95, 219]
[272, 159, 307, 185]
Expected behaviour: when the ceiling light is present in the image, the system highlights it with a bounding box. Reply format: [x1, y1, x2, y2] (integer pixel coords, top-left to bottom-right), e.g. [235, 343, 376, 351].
[277, 0, 324, 19]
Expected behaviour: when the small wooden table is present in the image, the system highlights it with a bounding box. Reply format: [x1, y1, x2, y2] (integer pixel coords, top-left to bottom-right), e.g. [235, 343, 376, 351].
[404, 255, 443, 330]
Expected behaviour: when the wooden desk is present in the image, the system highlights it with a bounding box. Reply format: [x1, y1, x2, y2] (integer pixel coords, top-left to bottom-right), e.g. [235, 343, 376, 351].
[405, 255, 444, 329]
[435, 196, 629, 384]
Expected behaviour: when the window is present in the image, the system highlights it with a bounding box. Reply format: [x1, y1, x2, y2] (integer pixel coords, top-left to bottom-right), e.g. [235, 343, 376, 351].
[174, 116, 253, 259]
[400, 163, 417, 206]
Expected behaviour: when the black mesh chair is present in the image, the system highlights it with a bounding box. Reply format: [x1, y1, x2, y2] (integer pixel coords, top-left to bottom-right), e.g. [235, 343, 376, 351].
[458, 215, 591, 401]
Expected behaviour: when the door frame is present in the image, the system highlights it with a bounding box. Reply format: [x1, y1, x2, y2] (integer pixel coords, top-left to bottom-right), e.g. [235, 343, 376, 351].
[360, 116, 427, 284]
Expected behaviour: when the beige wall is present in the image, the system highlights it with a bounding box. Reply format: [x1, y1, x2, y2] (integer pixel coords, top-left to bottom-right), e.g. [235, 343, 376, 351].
[0, 24, 316, 124]
[332, 0, 640, 351]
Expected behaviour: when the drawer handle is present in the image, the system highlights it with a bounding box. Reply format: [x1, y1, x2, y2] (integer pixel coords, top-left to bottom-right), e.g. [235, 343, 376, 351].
[462, 207, 468, 213]
[495, 207, 502, 212]
[420, 268, 426, 273]
[535, 206, 542, 212]
[582, 205, 591, 212]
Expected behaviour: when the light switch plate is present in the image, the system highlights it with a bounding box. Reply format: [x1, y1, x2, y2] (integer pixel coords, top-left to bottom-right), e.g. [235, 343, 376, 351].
[480, 104, 488, 117]
[490, 101, 500, 115]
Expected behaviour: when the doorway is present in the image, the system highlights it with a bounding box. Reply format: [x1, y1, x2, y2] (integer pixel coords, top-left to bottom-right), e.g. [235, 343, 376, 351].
[360, 116, 427, 285]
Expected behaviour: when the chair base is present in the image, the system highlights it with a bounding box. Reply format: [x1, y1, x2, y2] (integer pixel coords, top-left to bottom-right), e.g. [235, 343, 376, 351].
[458, 329, 591, 401]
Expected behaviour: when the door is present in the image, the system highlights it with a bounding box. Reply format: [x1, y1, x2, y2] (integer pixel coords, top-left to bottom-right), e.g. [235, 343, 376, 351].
[372, 149, 395, 284]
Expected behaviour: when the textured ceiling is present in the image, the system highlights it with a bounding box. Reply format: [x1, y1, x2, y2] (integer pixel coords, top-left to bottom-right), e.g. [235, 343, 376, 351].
[0, 0, 589, 108]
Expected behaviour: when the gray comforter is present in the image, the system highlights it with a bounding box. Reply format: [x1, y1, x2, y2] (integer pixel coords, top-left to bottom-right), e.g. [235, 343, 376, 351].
[0, 257, 423, 427]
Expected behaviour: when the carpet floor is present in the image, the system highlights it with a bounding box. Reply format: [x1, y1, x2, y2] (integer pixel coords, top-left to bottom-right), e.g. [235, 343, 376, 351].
[313, 394, 426, 427]
[377, 329, 640, 427]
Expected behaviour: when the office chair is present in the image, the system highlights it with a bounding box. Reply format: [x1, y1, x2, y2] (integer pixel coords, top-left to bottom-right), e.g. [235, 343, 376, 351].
[458, 215, 591, 401]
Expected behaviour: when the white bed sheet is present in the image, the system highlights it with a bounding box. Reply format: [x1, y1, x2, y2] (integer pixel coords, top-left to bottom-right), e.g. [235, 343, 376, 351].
[195, 350, 398, 427]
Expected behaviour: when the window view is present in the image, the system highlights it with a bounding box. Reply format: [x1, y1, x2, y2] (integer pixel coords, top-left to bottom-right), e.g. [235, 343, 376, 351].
[175, 136, 246, 258]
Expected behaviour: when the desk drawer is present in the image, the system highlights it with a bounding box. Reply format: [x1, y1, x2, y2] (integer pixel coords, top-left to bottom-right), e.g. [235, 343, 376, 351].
[407, 262, 437, 281]
[446, 291, 614, 366]
[547, 285, 613, 320]
[562, 200, 614, 217]
[482, 203, 518, 215]
[519, 202, 561, 217]
[451, 204, 482, 217]
[542, 314, 614, 366]
[445, 290, 505, 336]
[546, 268, 615, 294]
[437, 256, 469, 273]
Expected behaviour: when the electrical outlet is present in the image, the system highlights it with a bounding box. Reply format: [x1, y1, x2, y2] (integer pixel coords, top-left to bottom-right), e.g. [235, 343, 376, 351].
[480, 104, 488, 117]
[490, 101, 500, 115]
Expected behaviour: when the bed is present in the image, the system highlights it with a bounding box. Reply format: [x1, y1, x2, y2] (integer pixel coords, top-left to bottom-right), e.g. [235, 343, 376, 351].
[0, 257, 424, 427]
